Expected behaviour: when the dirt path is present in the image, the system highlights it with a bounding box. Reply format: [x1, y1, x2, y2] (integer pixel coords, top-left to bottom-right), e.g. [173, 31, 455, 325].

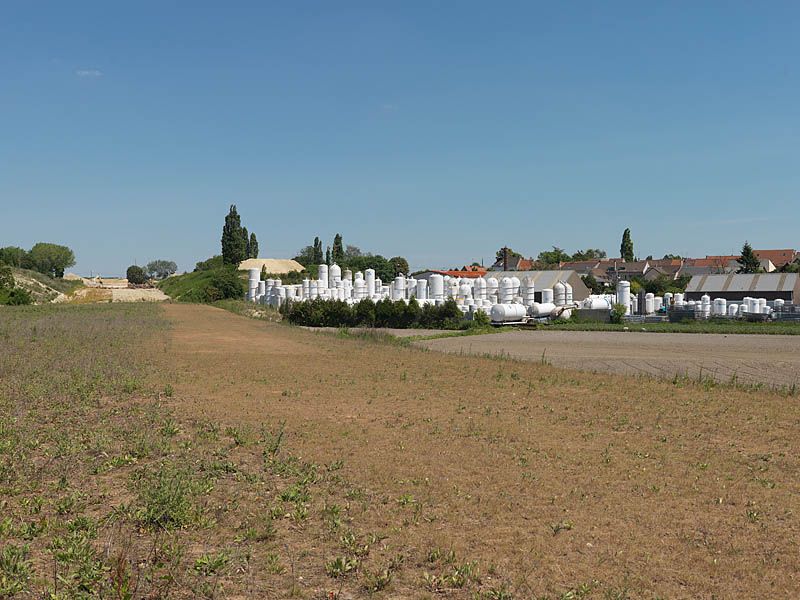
[416, 329, 800, 388]
[163, 304, 800, 598]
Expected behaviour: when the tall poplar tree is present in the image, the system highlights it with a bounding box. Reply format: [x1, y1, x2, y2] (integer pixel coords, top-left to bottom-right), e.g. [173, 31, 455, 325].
[221, 205, 247, 265]
[332, 233, 344, 264]
[620, 228, 634, 262]
[312, 237, 324, 264]
[249, 233, 259, 258]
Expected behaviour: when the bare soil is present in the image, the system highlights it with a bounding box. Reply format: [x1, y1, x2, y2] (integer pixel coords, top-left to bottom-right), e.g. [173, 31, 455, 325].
[417, 329, 800, 388]
[162, 304, 800, 598]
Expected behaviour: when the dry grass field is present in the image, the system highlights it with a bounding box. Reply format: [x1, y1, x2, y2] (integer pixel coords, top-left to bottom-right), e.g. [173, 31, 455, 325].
[417, 329, 800, 388]
[2, 303, 799, 599]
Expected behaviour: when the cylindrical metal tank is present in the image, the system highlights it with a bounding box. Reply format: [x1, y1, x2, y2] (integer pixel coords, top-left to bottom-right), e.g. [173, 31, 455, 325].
[522, 276, 536, 306]
[318, 264, 329, 288]
[529, 302, 557, 317]
[430, 274, 444, 300]
[486, 278, 499, 300]
[364, 268, 375, 297]
[564, 282, 573, 305]
[499, 277, 513, 303]
[416, 279, 428, 300]
[392, 275, 406, 301]
[554, 281, 566, 307]
[541, 288, 554, 304]
[473, 277, 487, 300]
[616, 281, 631, 315]
[490, 303, 527, 322]
[644, 293, 655, 314]
[329, 263, 342, 288]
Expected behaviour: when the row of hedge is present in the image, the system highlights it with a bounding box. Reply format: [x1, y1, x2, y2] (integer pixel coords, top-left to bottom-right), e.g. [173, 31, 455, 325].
[284, 297, 488, 330]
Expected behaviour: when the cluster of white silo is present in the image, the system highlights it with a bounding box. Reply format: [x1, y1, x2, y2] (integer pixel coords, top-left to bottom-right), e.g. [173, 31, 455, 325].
[249, 264, 584, 323]
[603, 278, 778, 319]
[249, 265, 784, 323]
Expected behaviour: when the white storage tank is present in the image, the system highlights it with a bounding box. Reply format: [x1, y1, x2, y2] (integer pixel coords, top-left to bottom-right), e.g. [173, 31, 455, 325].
[392, 275, 406, 301]
[329, 263, 342, 287]
[429, 274, 444, 300]
[473, 277, 487, 300]
[416, 279, 428, 300]
[522, 276, 536, 306]
[541, 288, 554, 304]
[644, 293, 655, 314]
[564, 282, 573, 305]
[728, 303, 739, 316]
[490, 303, 527, 323]
[554, 281, 566, 307]
[499, 277, 514, 303]
[616, 281, 631, 315]
[318, 264, 329, 288]
[365, 269, 376, 297]
[486, 278, 499, 300]
[529, 302, 557, 317]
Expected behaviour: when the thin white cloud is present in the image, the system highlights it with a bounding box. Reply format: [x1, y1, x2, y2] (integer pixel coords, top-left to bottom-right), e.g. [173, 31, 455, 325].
[75, 68, 103, 78]
[381, 103, 397, 113]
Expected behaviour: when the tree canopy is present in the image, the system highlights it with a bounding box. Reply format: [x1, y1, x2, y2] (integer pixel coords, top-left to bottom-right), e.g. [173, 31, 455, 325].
[28, 243, 75, 278]
[736, 241, 762, 274]
[0, 246, 29, 268]
[146, 260, 177, 279]
[620, 229, 635, 262]
[126, 265, 148, 285]
[221, 205, 258, 265]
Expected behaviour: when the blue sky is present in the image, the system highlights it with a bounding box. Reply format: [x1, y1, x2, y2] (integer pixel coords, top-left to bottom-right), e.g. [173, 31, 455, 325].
[1, 1, 798, 275]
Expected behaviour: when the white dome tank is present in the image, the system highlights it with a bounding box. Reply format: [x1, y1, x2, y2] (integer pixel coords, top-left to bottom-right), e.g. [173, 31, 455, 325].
[473, 277, 487, 300]
[486, 277, 499, 299]
[564, 281, 573, 304]
[522, 276, 536, 306]
[499, 277, 513, 303]
[329, 263, 342, 287]
[554, 281, 566, 307]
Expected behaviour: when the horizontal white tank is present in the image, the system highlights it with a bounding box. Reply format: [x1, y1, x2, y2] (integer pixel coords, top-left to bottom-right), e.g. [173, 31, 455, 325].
[529, 302, 557, 317]
[490, 303, 527, 323]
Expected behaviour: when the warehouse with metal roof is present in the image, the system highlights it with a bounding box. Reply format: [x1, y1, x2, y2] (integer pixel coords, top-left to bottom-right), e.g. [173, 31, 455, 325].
[685, 273, 800, 303]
